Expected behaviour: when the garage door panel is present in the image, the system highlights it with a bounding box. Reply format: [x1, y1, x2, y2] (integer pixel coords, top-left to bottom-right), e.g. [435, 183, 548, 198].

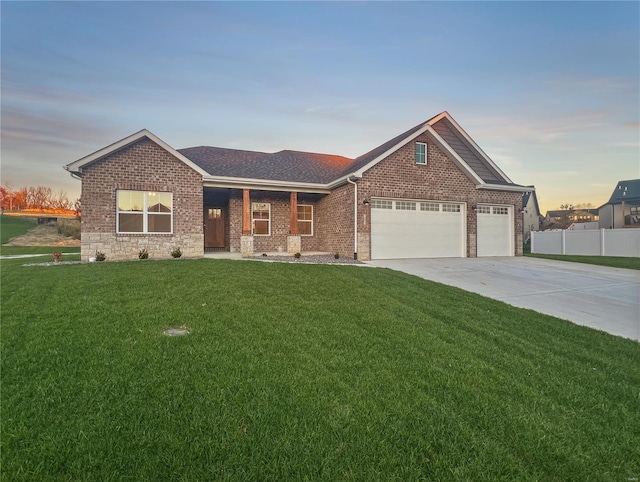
[371, 199, 465, 259]
[477, 206, 513, 257]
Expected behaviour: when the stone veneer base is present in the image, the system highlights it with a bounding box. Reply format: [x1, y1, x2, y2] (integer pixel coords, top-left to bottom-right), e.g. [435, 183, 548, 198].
[81, 233, 204, 262]
[287, 235, 301, 254]
[241, 235, 254, 257]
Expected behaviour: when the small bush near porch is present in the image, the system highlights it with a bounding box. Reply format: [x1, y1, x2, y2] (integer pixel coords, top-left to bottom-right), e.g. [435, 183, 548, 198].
[1, 259, 638, 481]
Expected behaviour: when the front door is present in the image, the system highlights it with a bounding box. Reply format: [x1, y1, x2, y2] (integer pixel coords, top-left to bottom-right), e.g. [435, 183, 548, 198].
[204, 207, 225, 248]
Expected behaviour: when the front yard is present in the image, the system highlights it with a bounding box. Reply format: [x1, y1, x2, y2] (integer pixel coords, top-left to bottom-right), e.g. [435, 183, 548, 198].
[1, 252, 638, 481]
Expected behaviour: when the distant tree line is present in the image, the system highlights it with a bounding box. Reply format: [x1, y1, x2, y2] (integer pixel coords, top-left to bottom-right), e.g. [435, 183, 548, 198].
[0, 184, 80, 216]
[557, 202, 595, 210]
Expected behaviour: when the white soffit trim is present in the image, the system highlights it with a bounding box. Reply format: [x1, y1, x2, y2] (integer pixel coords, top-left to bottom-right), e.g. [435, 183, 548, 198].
[431, 112, 514, 184]
[476, 183, 532, 193]
[203, 176, 331, 194]
[64, 129, 210, 178]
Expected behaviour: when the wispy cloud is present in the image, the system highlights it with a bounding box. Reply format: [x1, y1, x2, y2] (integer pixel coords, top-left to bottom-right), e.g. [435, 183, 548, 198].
[544, 76, 636, 94]
[471, 111, 612, 148]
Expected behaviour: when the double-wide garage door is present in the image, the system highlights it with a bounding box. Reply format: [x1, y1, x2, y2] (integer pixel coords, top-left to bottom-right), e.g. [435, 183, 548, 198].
[371, 199, 466, 259]
[370, 198, 514, 259]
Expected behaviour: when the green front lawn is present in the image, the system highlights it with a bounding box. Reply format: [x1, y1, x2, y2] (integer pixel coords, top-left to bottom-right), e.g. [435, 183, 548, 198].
[527, 253, 640, 270]
[2, 258, 638, 481]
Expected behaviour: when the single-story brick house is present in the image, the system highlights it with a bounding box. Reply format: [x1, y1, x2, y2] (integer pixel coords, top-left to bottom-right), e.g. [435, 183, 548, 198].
[64, 111, 530, 262]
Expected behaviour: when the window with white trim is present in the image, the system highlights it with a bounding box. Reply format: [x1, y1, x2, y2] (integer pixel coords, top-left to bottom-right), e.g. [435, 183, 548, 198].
[371, 199, 392, 209]
[421, 202, 440, 212]
[297, 205, 313, 236]
[252, 202, 271, 235]
[416, 142, 427, 165]
[494, 207, 509, 215]
[117, 190, 173, 234]
[395, 201, 416, 210]
[442, 203, 461, 213]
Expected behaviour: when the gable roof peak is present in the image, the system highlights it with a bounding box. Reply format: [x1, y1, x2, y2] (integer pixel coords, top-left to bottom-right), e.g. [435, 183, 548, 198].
[64, 128, 209, 177]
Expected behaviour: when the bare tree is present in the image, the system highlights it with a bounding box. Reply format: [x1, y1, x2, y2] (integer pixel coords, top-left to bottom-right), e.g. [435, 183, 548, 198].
[73, 197, 82, 220]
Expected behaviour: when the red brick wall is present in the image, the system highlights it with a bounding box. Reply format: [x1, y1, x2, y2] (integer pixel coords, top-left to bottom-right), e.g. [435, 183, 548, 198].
[356, 134, 522, 259]
[316, 183, 356, 258]
[227, 190, 323, 254]
[80, 138, 204, 261]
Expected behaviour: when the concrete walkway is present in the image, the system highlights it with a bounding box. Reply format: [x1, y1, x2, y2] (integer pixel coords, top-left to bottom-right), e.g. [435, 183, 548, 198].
[367, 257, 640, 341]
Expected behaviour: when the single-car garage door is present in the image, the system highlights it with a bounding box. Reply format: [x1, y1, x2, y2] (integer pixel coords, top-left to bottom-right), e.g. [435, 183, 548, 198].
[477, 204, 513, 256]
[371, 198, 466, 259]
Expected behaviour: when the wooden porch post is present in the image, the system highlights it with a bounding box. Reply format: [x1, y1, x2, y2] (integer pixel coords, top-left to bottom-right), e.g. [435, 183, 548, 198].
[290, 191, 299, 235]
[242, 189, 251, 235]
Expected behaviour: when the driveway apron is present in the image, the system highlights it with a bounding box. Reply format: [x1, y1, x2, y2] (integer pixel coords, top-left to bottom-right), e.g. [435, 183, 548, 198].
[366, 257, 640, 341]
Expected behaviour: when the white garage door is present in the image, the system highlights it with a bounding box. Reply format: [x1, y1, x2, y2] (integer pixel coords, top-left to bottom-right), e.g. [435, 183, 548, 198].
[371, 198, 466, 259]
[477, 205, 514, 257]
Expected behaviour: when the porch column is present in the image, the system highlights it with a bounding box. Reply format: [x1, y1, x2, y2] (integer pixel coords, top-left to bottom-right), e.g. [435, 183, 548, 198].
[242, 189, 251, 235]
[288, 191, 301, 254]
[241, 189, 253, 257]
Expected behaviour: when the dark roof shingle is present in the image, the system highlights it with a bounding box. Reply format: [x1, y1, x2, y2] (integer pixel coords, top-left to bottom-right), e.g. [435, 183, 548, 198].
[178, 146, 353, 184]
[178, 112, 518, 187]
[606, 179, 640, 204]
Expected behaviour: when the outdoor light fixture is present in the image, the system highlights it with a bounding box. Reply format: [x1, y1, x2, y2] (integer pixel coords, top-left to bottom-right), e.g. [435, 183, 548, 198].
[471, 204, 478, 211]
[363, 199, 370, 205]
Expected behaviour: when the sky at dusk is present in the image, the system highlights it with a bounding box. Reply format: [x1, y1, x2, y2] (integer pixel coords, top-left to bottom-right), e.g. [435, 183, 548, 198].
[1, 1, 638, 213]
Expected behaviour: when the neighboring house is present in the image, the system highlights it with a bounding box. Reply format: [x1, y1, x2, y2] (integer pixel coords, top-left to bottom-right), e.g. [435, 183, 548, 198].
[568, 221, 599, 231]
[598, 179, 640, 229]
[64, 111, 531, 262]
[521, 188, 540, 242]
[544, 209, 599, 230]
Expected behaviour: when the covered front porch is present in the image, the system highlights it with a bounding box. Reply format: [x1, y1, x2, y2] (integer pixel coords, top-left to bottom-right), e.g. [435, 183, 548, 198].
[203, 186, 328, 257]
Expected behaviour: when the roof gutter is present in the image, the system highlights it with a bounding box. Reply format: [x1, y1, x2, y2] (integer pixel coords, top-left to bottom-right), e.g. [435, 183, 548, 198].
[63, 165, 82, 181]
[476, 183, 533, 193]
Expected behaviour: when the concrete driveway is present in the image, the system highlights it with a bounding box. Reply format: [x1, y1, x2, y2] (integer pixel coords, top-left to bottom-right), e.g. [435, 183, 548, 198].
[366, 257, 640, 341]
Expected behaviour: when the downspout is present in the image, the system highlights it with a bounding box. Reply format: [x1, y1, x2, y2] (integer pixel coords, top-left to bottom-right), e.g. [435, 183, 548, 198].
[346, 175, 360, 260]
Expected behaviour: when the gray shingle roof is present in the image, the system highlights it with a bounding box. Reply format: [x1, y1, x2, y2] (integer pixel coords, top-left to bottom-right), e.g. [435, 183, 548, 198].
[178, 112, 516, 186]
[606, 179, 640, 204]
[178, 146, 353, 184]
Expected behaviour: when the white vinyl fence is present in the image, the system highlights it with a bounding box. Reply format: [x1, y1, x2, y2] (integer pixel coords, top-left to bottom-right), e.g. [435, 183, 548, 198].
[531, 229, 640, 258]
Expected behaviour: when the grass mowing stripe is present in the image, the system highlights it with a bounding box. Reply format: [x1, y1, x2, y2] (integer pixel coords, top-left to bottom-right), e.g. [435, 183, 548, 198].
[2, 259, 639, 481]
